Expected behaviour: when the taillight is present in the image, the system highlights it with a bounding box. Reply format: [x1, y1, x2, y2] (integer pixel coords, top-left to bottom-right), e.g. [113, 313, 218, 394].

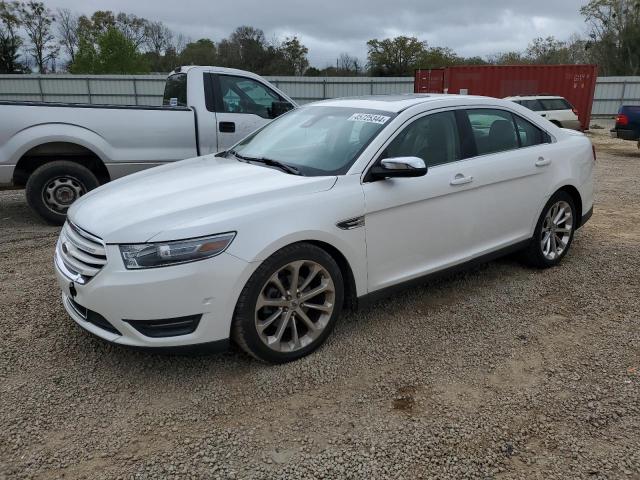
[592, 144, 596, 162]
[616, 114, 629, 126]
[572, 108, 579, 116]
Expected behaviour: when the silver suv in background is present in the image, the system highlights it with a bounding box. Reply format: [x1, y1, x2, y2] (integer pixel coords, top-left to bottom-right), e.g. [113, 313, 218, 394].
[504, 95, 581, 131]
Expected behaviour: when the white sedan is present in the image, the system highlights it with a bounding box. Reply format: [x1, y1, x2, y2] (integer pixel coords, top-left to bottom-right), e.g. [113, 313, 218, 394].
[54, 94, 595, 363]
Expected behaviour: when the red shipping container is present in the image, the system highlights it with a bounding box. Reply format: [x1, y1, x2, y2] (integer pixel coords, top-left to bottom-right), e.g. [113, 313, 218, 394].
[414, 65, 598, 130]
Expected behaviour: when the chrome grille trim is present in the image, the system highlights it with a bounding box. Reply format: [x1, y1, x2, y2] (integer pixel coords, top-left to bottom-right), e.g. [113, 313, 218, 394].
[56, 222, 107, 284]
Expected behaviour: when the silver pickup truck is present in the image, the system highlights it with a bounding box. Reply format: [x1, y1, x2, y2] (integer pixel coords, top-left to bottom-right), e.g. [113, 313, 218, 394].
[0, 66, 296, 224]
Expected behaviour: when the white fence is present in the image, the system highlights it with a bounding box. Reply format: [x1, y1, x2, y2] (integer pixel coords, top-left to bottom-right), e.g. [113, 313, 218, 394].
[0, 74, 638, 116]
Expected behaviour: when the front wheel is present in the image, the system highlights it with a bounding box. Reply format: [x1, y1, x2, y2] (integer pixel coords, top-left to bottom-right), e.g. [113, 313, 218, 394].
[522, 191, 576, 268]
[25, 161, 100, 225]
[232, 243, 344, 363]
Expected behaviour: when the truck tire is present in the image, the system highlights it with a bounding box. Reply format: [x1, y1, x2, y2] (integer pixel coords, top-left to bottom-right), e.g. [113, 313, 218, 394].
[25, 161, 100, 225]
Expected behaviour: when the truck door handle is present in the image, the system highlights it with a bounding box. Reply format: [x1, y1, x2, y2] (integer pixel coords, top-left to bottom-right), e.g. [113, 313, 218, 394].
[540, 113, 547, 117]
[219, 121, 235, 133]
[450, 174, 473, 186]
[535, 157, 551, 167]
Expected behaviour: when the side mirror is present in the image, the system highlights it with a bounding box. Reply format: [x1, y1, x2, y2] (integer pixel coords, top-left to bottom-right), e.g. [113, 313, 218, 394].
[368, 157, 428, 180]
[270, 101, 294, 118]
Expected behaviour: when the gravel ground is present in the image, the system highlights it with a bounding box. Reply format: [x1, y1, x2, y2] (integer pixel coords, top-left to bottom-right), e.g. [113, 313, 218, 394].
[1, 131, 639, 480]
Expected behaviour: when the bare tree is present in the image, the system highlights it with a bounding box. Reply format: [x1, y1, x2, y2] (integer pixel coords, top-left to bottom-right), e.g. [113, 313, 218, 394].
[116, 12, 147, 50]
[56, 8, 77, 64]
[144, 20, 172, 54]
[337, 53, 362, 75]
[18, 0, 58, 73]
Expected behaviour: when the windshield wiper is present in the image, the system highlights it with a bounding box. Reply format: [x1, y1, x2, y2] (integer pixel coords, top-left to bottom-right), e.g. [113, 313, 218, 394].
[230, 151, 302, 176]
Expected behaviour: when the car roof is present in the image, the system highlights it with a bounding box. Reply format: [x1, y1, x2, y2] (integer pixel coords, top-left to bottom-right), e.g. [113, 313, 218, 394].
[306, 94, 508, 113]
[505, 95, 565, 100]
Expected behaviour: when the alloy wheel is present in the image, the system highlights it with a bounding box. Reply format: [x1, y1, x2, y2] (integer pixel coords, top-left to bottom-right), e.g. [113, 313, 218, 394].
[255, 260, 336, 353]
[540, 200, 573, 260]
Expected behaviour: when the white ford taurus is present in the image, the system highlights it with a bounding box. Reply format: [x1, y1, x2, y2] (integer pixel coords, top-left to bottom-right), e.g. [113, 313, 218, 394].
[54, 94, 595, 363]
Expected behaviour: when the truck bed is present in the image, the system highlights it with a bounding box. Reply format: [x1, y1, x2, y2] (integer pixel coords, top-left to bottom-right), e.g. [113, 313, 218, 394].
[0, 101, 199, 185]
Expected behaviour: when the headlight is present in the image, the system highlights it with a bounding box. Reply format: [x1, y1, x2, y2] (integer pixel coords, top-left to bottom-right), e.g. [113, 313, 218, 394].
[119, 232, 236, 269]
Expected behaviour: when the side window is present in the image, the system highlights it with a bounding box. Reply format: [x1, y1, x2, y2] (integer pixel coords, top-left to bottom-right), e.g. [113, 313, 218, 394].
[520, 99, 543, 111]
[383, 111, 461, 167]
[218, 75, 292, 119]
[514, 114, 550, 147]
[467, 109, 518, 155]
[539, 98, 572, 111]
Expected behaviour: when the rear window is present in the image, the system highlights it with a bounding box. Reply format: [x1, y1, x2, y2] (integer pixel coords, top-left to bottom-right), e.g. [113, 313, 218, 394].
[539, 98, 572, 111]
[163, 73, 187, 107]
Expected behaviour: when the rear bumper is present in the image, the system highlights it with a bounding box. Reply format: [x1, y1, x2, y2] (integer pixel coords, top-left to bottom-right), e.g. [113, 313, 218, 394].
[560, 119, 581, 131]
[610, 128, 640, 141]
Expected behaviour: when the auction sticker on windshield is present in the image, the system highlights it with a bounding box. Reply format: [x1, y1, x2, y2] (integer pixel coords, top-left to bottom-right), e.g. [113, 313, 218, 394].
[347, 113, 390, 124]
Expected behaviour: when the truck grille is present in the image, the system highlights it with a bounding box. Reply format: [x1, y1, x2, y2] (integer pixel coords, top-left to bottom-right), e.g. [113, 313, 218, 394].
[56, 222, 107, 283]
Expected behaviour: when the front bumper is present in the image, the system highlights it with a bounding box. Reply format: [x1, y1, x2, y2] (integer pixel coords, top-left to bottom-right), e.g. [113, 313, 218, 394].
[54, 245, 254, 349]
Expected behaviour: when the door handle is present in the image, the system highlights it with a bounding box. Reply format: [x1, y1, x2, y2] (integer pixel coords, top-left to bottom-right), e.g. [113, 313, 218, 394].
[219, 121, 236, 133]
[540, 113, 547, 117]
[535, 157, 551, 167]
[450, 173, 474, 186]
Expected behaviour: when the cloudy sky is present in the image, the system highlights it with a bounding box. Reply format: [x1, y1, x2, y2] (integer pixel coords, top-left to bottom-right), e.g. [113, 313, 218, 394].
[48, 0, 589, 67]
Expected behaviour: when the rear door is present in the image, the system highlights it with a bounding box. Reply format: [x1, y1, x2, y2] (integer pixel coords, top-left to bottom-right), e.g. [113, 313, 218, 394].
[213, 74, 294, 150]
[457, 108, 555, 251]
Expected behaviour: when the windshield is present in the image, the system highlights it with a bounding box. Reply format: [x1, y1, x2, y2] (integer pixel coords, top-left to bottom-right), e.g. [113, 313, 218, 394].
[231, 106, 395, 176]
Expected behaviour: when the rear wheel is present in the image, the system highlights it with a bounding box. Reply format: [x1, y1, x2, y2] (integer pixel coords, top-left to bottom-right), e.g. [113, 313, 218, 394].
[25, 161, 100, 225]
[522, 191, 576, 268]
[232, 243, 344, 363]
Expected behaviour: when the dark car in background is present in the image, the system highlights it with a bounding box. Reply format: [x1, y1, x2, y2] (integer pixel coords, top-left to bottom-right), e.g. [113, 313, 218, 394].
[610, 106, 640, 145]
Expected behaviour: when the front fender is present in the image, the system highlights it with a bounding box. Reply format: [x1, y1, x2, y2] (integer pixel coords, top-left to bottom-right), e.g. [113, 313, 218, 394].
[233, 228, 368, 298]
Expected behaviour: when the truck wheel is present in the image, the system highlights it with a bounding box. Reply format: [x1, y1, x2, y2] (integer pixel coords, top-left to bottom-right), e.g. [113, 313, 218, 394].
[25, 161, 100, 225]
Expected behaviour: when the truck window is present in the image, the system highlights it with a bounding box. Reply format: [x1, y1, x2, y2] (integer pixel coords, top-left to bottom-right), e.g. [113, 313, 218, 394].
[218, 75, 292, 119]
[163, 73, 187, 107]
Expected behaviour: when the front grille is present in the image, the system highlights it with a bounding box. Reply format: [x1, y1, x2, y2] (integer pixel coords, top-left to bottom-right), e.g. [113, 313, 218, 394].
[57, 222, 107, 283]
[124, 315, 202, 338]
[66, 296, 122, 335]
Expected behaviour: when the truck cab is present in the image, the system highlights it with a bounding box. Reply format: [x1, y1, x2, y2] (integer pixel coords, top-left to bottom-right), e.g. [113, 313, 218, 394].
[165, 66, 296, 153]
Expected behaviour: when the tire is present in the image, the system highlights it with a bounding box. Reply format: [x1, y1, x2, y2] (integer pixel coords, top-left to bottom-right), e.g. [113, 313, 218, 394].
[232, 243, 344, 363]
[25, 161, 100, 226]
[522, 191, 577, 268]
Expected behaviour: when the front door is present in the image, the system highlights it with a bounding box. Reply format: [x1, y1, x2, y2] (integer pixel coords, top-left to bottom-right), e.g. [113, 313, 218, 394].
[363, 110, 480, 292]
[214, 74, 293, 151]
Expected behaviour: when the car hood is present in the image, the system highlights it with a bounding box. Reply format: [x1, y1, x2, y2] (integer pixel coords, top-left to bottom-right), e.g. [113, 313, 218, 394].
[68, 155, 337, 243]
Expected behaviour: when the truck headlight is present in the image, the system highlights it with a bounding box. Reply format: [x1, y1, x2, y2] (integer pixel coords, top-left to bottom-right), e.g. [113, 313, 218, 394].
[119, 232, 236, 269]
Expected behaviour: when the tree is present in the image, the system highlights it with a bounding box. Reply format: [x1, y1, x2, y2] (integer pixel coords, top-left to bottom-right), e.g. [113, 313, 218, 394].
[419, 46, 462, 68]
[279, 36, 308, 75]
[0, 1, 25, 73]
[337, 53, 362, 75]
[486, 50, 529, 65]
[367, 36, 426, 76]
[580, 0, 640, 75]
[18, 0, 58, 73]
[525, 36, 571, 64]
[56, 8, 78, 65]
[72, 27, 148, 74]
[179, 38, 216, 66]
[115, 12, 147, 49]
[145, 20, 172, 55]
